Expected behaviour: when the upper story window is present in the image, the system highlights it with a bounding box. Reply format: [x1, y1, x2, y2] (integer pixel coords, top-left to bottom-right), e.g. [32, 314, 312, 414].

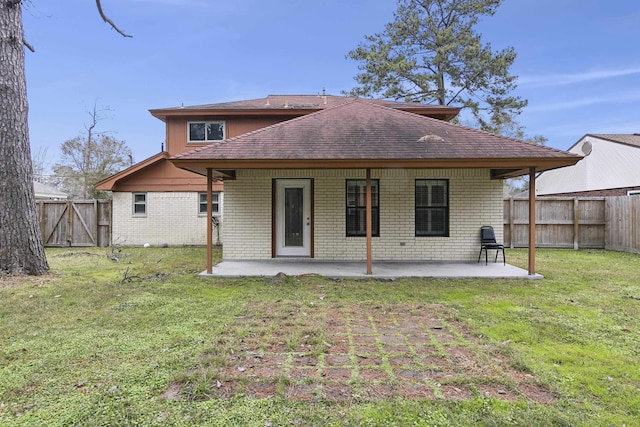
[133, 192, 147, 216]
[188, 121, 225, 143]
[199, 192, 221, 215]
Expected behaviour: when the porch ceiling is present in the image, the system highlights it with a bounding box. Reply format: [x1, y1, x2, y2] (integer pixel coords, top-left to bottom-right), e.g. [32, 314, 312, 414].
[173, 158, 579, 180]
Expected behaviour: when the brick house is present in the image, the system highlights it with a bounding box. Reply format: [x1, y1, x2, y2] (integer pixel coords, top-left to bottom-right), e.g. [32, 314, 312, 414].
[95, 95, 458, 246]
[169, 97, 581, 275]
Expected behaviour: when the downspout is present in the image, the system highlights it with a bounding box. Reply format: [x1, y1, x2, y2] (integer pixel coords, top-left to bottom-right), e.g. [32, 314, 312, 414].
[207, 168, 213, 274]
[528, 167, 536, 275]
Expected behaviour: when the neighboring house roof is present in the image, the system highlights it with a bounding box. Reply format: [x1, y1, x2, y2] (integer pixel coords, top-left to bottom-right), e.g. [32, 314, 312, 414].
[171, 99, 581, 179]
[34, 181, 67, 199]
[587, 133, 640, 148]
[536, 133, 640, 195]
[150, 94, 460, 122]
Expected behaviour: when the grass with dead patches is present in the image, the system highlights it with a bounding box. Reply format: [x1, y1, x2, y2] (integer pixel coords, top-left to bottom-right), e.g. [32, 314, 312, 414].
[0, 247, 638, 426]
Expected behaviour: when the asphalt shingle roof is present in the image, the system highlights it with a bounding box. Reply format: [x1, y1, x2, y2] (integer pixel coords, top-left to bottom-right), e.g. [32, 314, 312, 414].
[173, 99, 577, 162]
[588, 134, 640, 149]
[156, 94, 451, 112]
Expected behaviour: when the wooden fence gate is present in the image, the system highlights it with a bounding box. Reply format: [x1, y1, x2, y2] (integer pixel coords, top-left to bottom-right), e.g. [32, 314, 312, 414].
[36, 200, 111, 247]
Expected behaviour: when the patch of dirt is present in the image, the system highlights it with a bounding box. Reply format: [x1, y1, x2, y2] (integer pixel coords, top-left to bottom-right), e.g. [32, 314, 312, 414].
[244, 381, 277, 399]
[440, 384, 473, 400]
[159, 383, 184, 401]
[169, 302, 558, 403]
[285, 383, 317, 401]
[0, 273, 53, 290]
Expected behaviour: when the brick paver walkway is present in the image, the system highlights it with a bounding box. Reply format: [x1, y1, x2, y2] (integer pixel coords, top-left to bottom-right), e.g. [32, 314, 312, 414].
[167, 302, 556, 403]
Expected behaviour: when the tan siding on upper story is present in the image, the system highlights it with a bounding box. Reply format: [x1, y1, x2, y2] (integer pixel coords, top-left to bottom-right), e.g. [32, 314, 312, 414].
[165, 116, 297, 156]
[108, 158, 223, 192]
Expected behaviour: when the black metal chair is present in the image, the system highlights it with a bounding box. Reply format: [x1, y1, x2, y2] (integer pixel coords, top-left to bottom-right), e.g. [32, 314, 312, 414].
[477, 226, 505, 265]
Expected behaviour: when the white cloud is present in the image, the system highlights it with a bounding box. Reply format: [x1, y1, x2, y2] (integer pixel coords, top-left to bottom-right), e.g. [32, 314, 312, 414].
[527, 91, 640, 113]
[519, 67, 640, 88]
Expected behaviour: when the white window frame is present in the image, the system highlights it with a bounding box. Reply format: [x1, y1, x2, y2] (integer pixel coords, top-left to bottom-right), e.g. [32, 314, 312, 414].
[132, 192, 147, 216]
[627, 190, 640, 196]
[198, 192, 221, 216]
[188, 121, 225, 143]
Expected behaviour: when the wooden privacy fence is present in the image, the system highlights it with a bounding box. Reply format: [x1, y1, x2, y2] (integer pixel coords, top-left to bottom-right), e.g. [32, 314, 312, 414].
[605, 196, 640, 254]
[36, 200, 111, 247]
[503, 196, 640, 254]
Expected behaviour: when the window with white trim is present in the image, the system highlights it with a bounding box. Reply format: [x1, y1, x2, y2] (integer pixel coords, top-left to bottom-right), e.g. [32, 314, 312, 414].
[188, 121, 225, 143]
[415, 179, 448, 236]
[346, 179, 379, 237]
[198, 192, 221, 215]
[133, 193, 147, 215]
[627, 190, 640, 196]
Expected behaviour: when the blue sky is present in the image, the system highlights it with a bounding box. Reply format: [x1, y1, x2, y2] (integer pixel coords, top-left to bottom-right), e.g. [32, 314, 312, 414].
[23, 0, 640, 171]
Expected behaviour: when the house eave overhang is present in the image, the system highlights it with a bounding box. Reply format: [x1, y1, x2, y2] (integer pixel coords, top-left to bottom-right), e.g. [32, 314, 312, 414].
[149, 106, 460, 122]
[95, 152, 169, 191]
[170, 157, 581, 178]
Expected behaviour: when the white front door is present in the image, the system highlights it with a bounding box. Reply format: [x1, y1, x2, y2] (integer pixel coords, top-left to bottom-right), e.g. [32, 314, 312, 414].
[275, 179, 311, 256]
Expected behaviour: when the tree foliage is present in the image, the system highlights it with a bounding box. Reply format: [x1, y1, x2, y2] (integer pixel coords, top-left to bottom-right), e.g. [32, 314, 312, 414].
[347, 0, 526, 133]
[53, 106, 133, 199]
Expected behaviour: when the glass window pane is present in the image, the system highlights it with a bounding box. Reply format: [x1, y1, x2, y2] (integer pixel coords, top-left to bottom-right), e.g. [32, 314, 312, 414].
[416, 184, 428, 206]
[430, 209, 446, 234]
[206, 123, 224, 140]
[416, 208, 428, 234]
[199, 193, 206, 214]
[189, 123, 206, 141]
[431, 184, 446, 206]
[346, 208, 357, 235]
[284, 188, 304, 246]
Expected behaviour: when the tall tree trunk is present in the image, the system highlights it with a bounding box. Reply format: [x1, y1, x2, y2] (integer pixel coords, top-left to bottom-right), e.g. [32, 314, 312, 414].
[0, 1, 48, 275]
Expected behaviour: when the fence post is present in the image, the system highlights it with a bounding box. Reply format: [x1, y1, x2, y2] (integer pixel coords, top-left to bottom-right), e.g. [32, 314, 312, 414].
[66, 200, 73, 246]
[37, 200, 45, 244]
[573, 198, 580, 250]
[509, 197, 515, 249]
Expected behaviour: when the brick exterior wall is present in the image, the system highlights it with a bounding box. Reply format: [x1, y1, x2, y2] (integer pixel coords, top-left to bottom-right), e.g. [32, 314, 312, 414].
[112, 192, 223, 246]
[222, 169, 503, 261]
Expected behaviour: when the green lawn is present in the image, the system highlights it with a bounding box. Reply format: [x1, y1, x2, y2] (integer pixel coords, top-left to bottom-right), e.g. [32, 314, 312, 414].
[1, 247, 638, 426]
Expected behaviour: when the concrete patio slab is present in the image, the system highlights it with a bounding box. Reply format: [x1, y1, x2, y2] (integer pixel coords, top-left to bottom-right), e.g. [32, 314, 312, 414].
[200, 260, 542, 279]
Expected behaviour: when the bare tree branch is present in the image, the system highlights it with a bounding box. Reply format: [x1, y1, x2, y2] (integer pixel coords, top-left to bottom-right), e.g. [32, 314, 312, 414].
[95, 0, 132, 38]
[22, 36, 34, 52]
